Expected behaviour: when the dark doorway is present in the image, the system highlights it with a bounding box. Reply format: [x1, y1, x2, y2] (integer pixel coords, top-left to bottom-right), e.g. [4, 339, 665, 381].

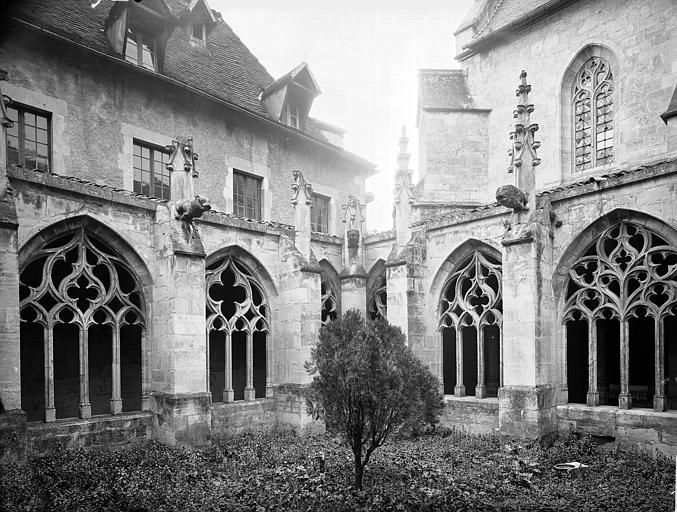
[88, 324, 112, 415]
[484, 325, 500, 397]
[53, 323, 79, 419]
[566, 319, 588, 403]
[665, 316, 677, 410]
[463, 326, 478, 396]
[597, 318, 620, 405]
[232, 331, 246, 401]
[442, 328, 456, 394]
[629, 316, 655, 408]
[253, 332, 266, 398]
[121, 324, 142, 412]
[209, 330, 226, 403]
[20, 322, 44, 421]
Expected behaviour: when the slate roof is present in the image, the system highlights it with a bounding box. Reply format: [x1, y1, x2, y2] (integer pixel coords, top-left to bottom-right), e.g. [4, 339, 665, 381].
[661, 84, 677, 122]
[6, 0, 375, 170]
[418, 69, 477, 111]
[455, 0, 580, 54]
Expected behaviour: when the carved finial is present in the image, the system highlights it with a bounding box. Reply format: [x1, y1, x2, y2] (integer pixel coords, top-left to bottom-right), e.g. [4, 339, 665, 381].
[397, 125, 410, 172]
[342, 195, 366, 231]
[393, 126, 415, 205]
[165, 137, 199, 178]
[291, 170, 313, 207]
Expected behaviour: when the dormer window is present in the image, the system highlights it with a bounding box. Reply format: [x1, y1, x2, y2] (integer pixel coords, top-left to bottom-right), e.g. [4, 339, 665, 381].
[124, 28, 157, 71]
[285, 101, 300, 129]
[191, 22, 206, 44]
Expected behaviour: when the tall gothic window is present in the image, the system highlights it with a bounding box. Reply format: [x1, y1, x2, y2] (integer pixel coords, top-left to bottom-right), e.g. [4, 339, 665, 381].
[564, 222, 677, 411]
[573, 56, 614, 172]
[206, 256, 270, 402]
[439, 251, 502, 398]
[20, 228, 145, 422]
[367, 261, 387, 321]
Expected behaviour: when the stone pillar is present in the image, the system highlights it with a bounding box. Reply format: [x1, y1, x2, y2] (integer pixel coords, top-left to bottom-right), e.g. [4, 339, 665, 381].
[340, 196, 368, 316]
[497, 72, 557, 439]
[150, 204, 211, 447]
[291, 170, 312, 260]
[77, 327, 91, 419]
[393, 126, 414, 253]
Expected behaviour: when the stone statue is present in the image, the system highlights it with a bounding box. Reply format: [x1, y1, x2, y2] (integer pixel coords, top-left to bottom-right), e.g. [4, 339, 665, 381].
[495, 184, 527, 212]
[175, 196, 211, 221]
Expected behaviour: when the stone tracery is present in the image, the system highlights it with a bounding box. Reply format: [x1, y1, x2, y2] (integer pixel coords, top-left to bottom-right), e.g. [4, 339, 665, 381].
[20, 227, 145, 421]
[564, 221, 677, 410]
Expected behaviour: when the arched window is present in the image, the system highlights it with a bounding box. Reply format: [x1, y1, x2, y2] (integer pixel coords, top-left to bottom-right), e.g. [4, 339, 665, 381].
[319, 260, 340, 325]
[572, 56, 614, 172]
[367, 260, 387, 321]
[564, 221, 677, 410]
[206, 256, 269, 402]
[439, 250, 502, 398]
[20, 228, 145, 422]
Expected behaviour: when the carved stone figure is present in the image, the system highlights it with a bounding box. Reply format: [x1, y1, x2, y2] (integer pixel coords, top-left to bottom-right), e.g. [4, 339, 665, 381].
[175, 196, 211, 221]
[347, 228, 360, 248]
[495, 184, 527, 212]
[165, 137, 199, 178]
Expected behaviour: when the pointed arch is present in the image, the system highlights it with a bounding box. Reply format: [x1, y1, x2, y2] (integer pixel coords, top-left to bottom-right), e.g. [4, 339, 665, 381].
[432, 239, 502, 398]
[205, 245, 276, 403]
[555, 209, 677, 411]
[18, 215, 151, 422]
[367, 259, 387, 321]
[560, 44, 620, 176]
[319, 259, 340, 324]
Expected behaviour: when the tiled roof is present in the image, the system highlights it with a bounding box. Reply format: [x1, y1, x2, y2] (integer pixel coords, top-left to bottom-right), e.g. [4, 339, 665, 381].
[661, 84, 677, 122]
[6, 0, 373, 167]
[418, 70, 477, 111]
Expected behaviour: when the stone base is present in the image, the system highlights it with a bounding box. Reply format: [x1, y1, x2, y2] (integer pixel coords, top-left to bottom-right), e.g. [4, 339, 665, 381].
[439, 396, 499, 435]
[150, 392, 212, 447]
[498, 385, 558, 439]
[0, 410, 27, 462]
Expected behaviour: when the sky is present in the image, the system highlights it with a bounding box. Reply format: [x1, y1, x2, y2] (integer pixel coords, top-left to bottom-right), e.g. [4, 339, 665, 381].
[210, 0, 475, 231]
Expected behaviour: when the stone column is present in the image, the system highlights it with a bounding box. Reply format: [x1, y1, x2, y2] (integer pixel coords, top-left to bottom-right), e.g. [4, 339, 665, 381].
[244, 332, 255, 401]
[78, 327, 91, 419]
[618, 320, 631, 409]
[110, 328, 122, 414]
[497, 72, 558, 439]
[586, 321, 599, 406]
[654, 316, 665, 411]
[44, 328, 56, 422]
[223, 332, 234, 402]
[151, 204, 211, 447]
[455, 326, 466, 397]
[476, 327, 487, 399]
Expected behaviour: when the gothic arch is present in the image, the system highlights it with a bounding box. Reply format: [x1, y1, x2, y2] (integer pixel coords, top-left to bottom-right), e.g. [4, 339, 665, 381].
[18, 216, 152, 421]
[560, 43, 621, 177]
[555, 209, 677, 411]
[367, 259, 387, 321]
[205, 245, 276, 402]
[319, 259, 340, 324]
[433, 239, 503, 398]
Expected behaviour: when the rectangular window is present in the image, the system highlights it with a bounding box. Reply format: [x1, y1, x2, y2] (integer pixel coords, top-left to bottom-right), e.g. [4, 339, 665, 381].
[125, 28, 156, 71]
[191, 22, 206, 43]
[233, 170, 262, 220]
[311, 194, 330, 233]
[285, 101, 300, 129]
[5, 105, 50, 172]
[133, 141, 170, 199]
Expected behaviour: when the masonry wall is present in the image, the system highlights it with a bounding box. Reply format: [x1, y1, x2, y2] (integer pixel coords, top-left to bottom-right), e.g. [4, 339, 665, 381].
[2, 27, 364, 234]
[460, 0, 677, 197]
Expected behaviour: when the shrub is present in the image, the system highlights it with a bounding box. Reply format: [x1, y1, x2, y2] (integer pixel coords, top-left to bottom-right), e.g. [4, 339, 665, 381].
[305, 309, 444, 489]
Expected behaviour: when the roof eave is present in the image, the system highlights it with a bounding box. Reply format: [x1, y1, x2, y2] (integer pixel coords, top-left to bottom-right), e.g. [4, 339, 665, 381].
[11, 16, 376, 175]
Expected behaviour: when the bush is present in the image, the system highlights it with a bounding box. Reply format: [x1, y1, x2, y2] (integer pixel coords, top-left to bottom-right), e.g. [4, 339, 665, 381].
[305, 309, 444, 489]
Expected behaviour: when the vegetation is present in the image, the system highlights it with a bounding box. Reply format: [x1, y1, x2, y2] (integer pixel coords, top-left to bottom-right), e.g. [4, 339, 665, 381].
[305, 310, 444, 489]
[1, 429, 674, 511]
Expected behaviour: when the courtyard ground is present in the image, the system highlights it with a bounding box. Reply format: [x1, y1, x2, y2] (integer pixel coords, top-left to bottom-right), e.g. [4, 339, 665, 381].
[0, 427, 674, 511]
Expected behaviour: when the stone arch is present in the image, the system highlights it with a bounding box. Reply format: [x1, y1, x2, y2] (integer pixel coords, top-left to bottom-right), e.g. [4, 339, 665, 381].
[560, 43, 621, 177]
[18, 215, 152, 421]
[205, 245, 276, 402]
[319, 259, 340, 324]
[367, 259, 387, 321]
[432, 239, 503, 398]
[555, 208, 677, 410]
[430, 238, 502, 302]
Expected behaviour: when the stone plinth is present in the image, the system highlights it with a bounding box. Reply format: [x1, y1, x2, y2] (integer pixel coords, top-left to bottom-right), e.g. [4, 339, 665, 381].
[339, 273, 367, 317]
[498, 385, 558, 439]
[151, 392, 212, 447]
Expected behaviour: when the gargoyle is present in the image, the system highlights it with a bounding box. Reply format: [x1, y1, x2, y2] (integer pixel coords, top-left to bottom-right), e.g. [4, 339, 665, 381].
[175, 196, 211, 221]
[495, 184, 527, 213]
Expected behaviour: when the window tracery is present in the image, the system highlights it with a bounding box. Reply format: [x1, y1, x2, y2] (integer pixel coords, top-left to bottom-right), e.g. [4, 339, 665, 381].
[367, 268, 387, 321]
[206, 256, 269, 402]
[573, 57, 614, 171]
[20, 228, 145, 421]
[439, 250, 502, 398]
[320, 273, 339, 325]
[564, 221, 677, 410]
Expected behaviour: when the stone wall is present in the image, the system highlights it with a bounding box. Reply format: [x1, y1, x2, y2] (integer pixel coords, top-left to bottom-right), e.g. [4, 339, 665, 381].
[460, 0, 677, 197]
[2, 28, 366, 232]
[439, 397, 499, 435]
